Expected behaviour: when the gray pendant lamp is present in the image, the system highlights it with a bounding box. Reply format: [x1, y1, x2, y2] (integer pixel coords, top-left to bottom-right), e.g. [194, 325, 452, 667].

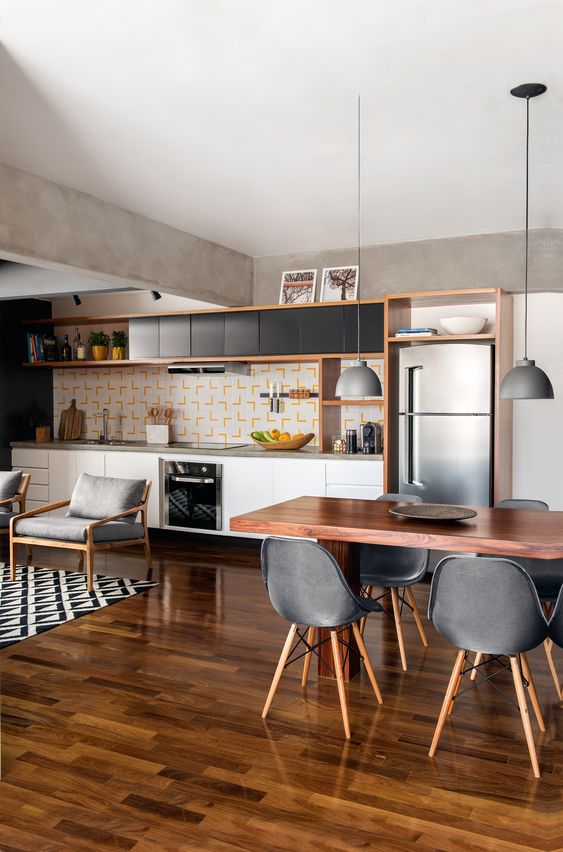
[335, 96, 382, 399]
[500, 83, 554, 400]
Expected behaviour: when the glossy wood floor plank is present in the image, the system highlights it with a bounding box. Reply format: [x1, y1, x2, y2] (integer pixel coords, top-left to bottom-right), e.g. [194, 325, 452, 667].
[1, 532, 562, 851]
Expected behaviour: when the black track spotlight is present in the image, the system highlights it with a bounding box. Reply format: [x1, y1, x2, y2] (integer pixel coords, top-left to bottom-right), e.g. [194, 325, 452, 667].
[72, 294, 82, 306]
[151, 290, 162, 301]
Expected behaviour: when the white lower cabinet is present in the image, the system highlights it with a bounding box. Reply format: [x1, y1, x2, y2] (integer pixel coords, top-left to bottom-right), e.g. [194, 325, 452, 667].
[104, 452, 161, 527]
[12, 448, 50, 512]
[326, 484, 383, 500]
[273, 459, 326, 504]
[223, 458, 274, 538]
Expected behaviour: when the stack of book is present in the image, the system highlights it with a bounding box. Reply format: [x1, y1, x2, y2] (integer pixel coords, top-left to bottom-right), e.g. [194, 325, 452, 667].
[26, 333, 58, 362]
[395, 327, 438, 338]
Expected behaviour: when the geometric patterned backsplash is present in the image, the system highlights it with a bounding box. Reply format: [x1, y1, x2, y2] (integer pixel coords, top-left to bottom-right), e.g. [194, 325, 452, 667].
[53, 358, 384, 446]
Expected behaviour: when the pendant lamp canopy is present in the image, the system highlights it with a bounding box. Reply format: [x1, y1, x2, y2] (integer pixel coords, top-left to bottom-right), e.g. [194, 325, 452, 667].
[335, 96, 382, 400]
[499, 83, 554, 400]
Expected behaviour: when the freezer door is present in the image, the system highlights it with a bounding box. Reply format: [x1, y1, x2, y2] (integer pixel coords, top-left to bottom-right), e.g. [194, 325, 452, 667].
[399, 413, 492, 506]
[399, 344, 493, 414]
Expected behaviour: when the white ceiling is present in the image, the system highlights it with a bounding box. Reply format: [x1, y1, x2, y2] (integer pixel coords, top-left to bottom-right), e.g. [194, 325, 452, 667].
[1, 1, 562, 257]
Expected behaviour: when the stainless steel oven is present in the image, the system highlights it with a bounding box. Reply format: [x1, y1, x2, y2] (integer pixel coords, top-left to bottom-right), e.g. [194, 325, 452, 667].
[162, 460, 222, 531]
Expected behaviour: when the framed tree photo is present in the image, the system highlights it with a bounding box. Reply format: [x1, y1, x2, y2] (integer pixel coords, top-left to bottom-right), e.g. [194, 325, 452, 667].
[279, 269, 317, 305]
[320, 266, 359, 302]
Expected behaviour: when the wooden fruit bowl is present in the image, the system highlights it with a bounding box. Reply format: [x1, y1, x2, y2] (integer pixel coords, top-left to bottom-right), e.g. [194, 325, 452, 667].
[251, 432, 315, 451]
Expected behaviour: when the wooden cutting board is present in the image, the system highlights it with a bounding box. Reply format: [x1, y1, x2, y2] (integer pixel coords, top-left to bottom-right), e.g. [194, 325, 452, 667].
[58, 399, 84, 440]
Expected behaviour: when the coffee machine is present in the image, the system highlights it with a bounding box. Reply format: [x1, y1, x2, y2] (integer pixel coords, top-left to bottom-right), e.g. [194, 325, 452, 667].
[362, 422, 382, 454]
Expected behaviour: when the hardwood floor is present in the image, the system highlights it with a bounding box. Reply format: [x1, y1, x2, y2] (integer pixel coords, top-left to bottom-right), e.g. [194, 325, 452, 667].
[1, 533, 562, 851]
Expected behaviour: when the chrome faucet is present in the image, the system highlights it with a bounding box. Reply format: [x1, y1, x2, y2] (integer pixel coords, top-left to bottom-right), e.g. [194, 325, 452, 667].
[97, 408, 110, 443]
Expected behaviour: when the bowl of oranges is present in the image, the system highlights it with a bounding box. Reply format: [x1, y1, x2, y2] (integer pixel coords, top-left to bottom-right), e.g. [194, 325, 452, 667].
[250, 429, 315, 450]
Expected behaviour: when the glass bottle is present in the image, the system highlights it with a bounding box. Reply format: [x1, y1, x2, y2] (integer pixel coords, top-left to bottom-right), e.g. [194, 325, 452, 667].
[76, 333, 86, 360]
[61, 334, 71, 362]
[72, 327, 80, 360]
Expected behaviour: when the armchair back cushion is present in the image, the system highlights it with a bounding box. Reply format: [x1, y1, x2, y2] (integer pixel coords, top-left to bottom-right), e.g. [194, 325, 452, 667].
[0, 469, 23, 513]
[69, 473, 146, 524]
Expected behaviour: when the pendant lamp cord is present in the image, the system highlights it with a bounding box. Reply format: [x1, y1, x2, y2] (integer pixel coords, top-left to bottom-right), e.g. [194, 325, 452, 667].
[524, 95, 530, 360]
[357, 94, 361, 360]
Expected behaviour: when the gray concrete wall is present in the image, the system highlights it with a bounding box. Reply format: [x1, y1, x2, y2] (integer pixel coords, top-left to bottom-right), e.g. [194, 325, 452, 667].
[0, 162, 253, 306]
[253, 229, 563, 304]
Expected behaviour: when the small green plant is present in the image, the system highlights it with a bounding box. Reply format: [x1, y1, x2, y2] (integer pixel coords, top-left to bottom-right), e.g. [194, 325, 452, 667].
[28, 410, 49, 428]
[111, 329, 128, 347]
[87, 330, 110, 347]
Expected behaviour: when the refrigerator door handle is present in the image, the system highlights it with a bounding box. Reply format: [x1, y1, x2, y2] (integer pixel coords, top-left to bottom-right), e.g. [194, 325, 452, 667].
[402, 365, 424, 487]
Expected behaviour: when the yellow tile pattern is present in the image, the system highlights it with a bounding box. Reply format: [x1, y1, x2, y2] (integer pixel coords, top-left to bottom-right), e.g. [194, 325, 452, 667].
[53, 363, 321, 445]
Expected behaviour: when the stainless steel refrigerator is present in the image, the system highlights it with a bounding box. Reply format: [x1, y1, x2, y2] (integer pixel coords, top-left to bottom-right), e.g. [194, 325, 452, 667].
[398, 343, 494, 506]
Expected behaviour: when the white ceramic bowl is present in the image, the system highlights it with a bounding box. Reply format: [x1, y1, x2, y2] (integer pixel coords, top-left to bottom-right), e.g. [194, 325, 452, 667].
[440, 316, 487, 335]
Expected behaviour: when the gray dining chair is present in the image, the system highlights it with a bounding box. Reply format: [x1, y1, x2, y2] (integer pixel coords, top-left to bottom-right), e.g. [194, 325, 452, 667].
[359, 493, 429, 671]
[261, 537, 383, 739]
[472, 498, 563, 698]
[428, 555, 549, 778]
[547, 586, 563, 697]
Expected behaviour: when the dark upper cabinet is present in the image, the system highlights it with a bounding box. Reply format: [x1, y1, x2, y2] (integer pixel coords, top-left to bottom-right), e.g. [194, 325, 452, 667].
[300, 306, 345, 354]
[259, 309, 301, 356]
[129, 316, 160, 359]
[159, 316, 191, 358]
[225, 312, 260, 356]
[191, 313, 226, 358]
[344, 303, 384, 354]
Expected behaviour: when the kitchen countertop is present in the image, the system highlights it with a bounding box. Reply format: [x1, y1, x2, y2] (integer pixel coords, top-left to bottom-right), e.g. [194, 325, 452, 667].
[11, 440, 383, 461]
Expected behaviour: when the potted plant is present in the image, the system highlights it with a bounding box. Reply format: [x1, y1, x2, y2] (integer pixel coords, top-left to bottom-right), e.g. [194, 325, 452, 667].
[29, 411, 51, 443]
[87, 331, 110, 361]
[111, 329, 128, 360]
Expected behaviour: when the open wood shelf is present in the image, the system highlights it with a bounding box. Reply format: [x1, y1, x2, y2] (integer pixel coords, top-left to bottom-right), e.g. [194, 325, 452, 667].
[322, 399, 384, 406]
[23, 352, 385, 369]
[387, 333, 496, 343]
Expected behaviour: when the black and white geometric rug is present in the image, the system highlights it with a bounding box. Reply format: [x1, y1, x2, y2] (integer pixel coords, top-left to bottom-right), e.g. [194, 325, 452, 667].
[0, 564, 158, 649]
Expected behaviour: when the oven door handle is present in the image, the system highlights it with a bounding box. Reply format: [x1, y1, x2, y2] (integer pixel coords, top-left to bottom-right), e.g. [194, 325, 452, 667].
[169, 475, 215, 484]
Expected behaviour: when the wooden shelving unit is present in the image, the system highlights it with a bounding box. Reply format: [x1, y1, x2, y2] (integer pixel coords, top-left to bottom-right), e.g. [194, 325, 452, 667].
[383, 287, 513, 503]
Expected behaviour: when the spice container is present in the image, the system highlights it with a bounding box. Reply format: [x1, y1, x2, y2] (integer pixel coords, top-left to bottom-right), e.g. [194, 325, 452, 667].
[289, 388, 311, 399]
[332, 434, 346, 454]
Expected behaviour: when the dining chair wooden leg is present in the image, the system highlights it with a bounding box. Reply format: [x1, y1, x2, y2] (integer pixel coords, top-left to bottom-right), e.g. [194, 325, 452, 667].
[429, 648, 466, 758]
[405, 586, 428, 647]
[262, 623, 298, 719]
[301, 626, 316, 687]
[351, 621, 382, 704]
[470, 652, 484, 681]
[359, 585, 373, 637]
[390, 587, 407, 671]
[521, 653, 546, 733]
[447, 662, 464, 717]
[510, 656, 540, 778]
[330, 630, 351, 739]
[543, 638, 562, 700]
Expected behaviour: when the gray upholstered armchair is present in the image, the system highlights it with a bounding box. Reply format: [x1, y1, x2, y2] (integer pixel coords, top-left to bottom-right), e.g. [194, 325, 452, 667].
[0, 470, 31, 555]
[10, 473, 152, 591]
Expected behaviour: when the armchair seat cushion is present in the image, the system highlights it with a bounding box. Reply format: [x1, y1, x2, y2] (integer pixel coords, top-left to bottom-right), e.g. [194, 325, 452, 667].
[0, 511, 15, 529]
[14, 515, 145, 543]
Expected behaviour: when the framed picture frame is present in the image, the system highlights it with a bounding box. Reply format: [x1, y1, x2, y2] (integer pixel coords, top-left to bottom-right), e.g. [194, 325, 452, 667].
[320, 266, 359, 302]
[279, 269, 317, 305]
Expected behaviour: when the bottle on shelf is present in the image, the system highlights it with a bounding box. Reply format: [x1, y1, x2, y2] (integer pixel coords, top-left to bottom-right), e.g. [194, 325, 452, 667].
[72, 327, 80, 360]
[61, 334, 72, 362]
[76, 332, 86, 360]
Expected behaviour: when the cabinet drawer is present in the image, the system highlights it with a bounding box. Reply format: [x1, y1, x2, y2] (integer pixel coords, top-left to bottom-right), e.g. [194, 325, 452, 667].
[28, 483, 49, 502]
[12, 449, 49, 469]
[19, 467, 49, 485]
[325, 461, 383, 486]
[326, 484, 383, 500]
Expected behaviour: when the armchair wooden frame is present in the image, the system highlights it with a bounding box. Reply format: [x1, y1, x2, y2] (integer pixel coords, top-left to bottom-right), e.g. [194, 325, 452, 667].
[9, 481, 153, 592]
[0, 473, 31, 557]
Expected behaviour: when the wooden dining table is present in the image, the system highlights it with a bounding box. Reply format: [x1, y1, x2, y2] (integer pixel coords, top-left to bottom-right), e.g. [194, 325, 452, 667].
[230, 495, 563, 680]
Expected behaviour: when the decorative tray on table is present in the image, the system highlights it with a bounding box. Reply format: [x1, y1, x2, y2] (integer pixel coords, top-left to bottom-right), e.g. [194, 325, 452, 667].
[389, 504, 478, 522]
